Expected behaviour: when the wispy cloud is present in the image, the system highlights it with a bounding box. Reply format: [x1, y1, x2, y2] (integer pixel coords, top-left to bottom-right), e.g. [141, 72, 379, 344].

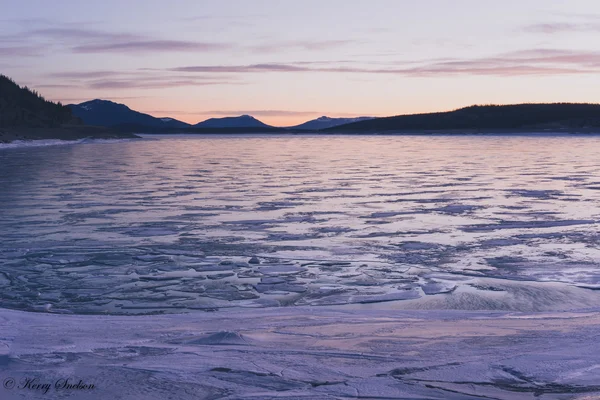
[182, 13, 268, 21]
[28, 27, 142, 41]
[73, 40, 232, 54]
[45, 48, 600, 92]
[34, 84, 80, 89]
[87, 78, 242, 90]
[42, 69, 245, 90]
[387, 49, 600, 76]
[7, 20, 352, 56]
[171, 48, 600, 77]
[523, 22, 600, 34]
[7, 24, 233, 55]
[173, 63, 308, 73]
[0, 45, 44, 57]
[46, 71, 125, 79]
[251, 39, 356, 53]
[506, 49, 600, 65]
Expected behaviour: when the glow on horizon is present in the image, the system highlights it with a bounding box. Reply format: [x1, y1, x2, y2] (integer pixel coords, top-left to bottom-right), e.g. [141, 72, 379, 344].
[2, 0, 600, 126]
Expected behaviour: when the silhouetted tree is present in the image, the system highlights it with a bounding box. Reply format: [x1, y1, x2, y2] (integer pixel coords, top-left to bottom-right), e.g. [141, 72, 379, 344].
[0, 74, 76, 128]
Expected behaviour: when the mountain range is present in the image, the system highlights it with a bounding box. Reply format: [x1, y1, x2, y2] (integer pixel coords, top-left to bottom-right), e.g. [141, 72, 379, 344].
[5, 74, 600, 141]
[69, 98, 600, 134]
[67, 99, 371, 131]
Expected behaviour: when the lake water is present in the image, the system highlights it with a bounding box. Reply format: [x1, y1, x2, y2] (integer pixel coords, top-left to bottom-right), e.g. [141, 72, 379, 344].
[2, 134, 600, 315]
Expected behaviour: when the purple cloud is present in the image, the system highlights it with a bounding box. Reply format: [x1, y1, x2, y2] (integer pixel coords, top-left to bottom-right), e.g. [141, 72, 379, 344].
[46, 71, 125, 79]
[505, 49, 600, 65]
[171, 48, 600, 77]
[523, 22, 600, 34]
[16, 26, 232, 55]
[0, 45, 44, 57]
[87, 78, 241, 90]
[41, 69, 245, 90]
[73, 40, 232, 54]
[29, 27, 141, 41]
[33, 84, 79, 89]
[252, 39, 356, 53]
[173, 63, 307, 73]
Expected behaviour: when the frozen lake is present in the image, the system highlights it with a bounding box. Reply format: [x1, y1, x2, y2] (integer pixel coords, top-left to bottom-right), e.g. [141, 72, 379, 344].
[3, 134, 600, 399]
[2, 134, 600, 314]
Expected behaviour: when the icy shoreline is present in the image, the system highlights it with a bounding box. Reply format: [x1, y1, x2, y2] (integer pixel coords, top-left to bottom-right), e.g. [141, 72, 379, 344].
[2, 306, 600, 399]
[0, 137, 139, 150]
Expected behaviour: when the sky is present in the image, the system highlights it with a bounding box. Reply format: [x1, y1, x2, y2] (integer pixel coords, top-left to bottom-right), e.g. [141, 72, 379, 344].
[2, 0, 600, 126]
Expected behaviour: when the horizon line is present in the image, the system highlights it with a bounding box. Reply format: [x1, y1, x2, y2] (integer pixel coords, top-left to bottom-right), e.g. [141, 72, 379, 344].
[63, 97, 600, 127]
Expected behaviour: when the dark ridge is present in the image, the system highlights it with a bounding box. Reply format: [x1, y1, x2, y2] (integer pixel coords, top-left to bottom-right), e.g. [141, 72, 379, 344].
[194, 114, 272, 129]
[289, 116, 374, 130]
[325, 103, 600, 133]
[0, 75, 138, 142]
[68, 99, 191, 129]
[0, 74, 79, 128]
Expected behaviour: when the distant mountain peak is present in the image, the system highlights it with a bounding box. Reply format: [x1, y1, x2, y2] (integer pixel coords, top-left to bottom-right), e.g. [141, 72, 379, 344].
[80, 99, 117, 105]
[194, 114, 271, 129]
[75, 99, 131, 112]
[290, 116, 375, 130]
[68, 99, 190, 130]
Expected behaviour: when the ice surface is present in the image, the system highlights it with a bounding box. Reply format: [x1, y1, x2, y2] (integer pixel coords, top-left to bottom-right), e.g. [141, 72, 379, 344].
[2, 307, 600, 399]
[2, 135, 600, 314]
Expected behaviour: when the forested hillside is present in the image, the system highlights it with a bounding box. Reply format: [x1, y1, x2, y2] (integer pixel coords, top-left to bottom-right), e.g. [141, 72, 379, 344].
[327, 103, 600, 132]
[0, 74, 79, 128]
